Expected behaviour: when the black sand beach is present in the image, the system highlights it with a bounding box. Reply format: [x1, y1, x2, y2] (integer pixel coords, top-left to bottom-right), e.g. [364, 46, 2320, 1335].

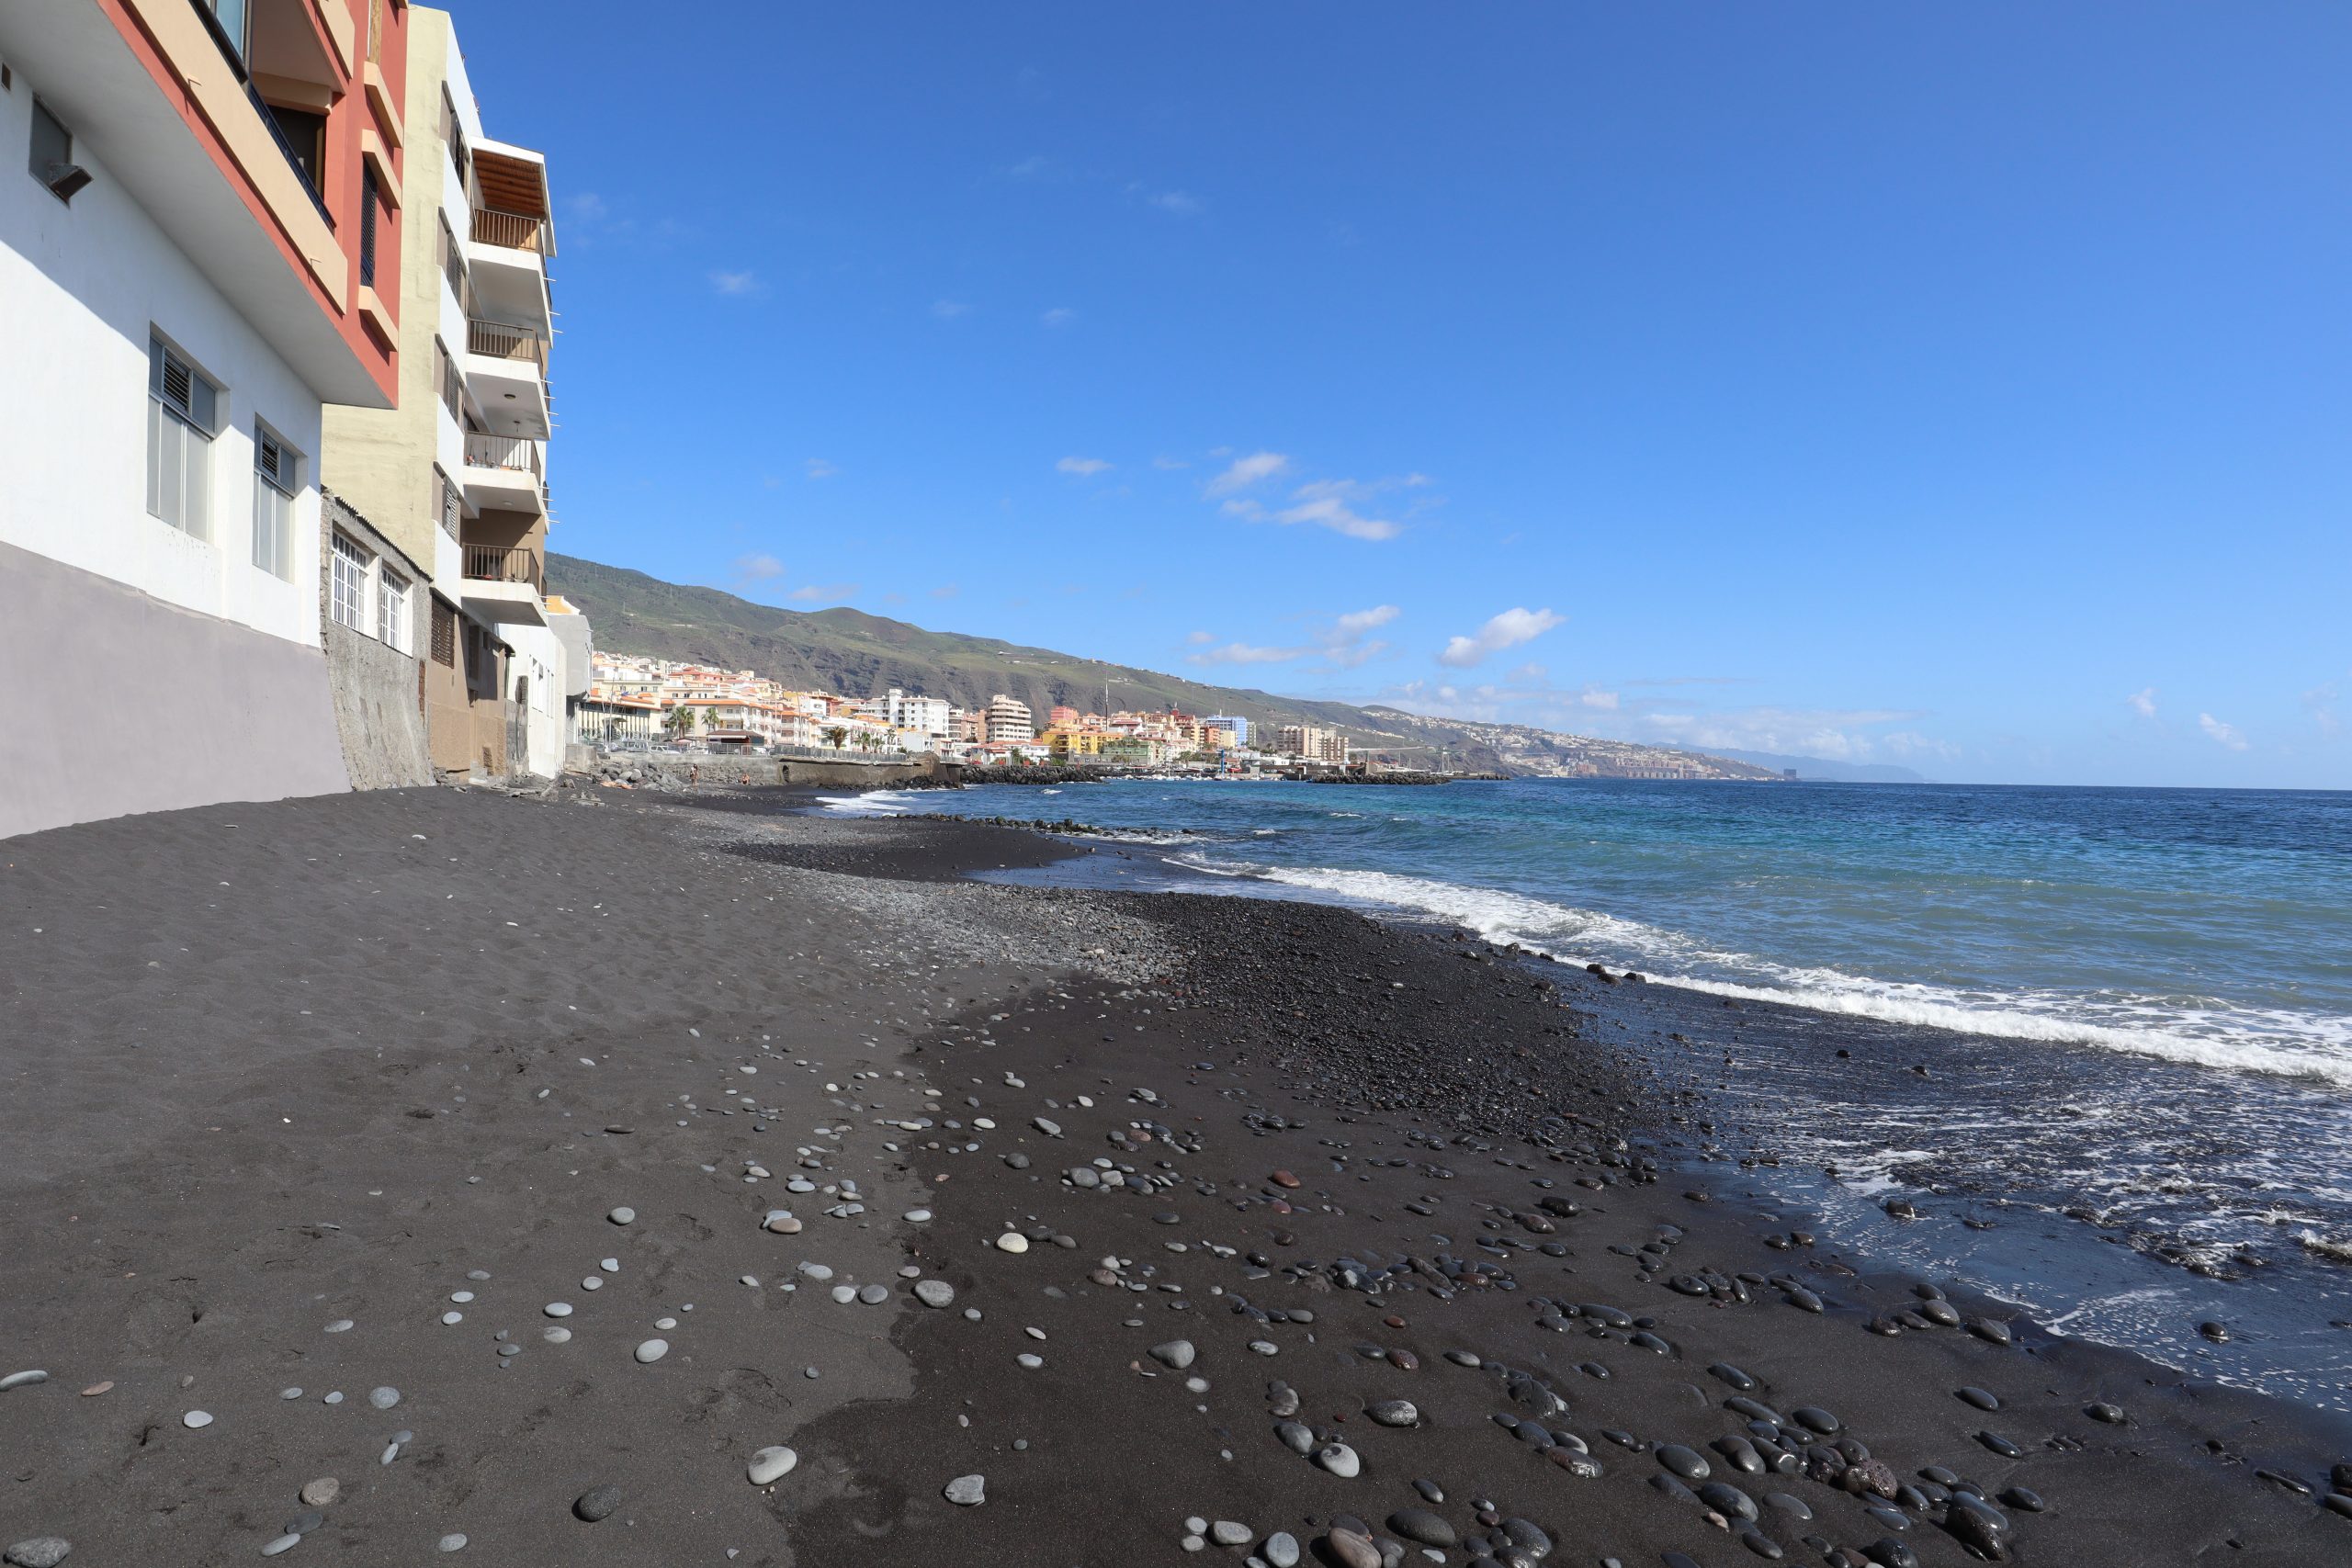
[2, 786, 2347, 1566]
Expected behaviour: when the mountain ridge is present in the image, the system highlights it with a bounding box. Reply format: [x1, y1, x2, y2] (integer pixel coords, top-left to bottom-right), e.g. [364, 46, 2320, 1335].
[547, 554, 1780, 781]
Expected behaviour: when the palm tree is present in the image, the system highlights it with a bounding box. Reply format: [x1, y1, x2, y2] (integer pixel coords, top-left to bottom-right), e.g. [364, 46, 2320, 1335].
[822, 726, 848, 751]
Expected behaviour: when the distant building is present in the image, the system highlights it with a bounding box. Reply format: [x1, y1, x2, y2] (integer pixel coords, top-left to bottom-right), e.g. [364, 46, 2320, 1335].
[1279, 724, 1348, 762]
[986, 694, 1034, 742]
[1204, 714, 1250, 746]
[1048, 705, 1080, 729]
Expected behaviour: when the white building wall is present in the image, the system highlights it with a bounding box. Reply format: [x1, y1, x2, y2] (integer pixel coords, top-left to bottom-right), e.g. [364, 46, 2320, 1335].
[0, 75, 324, 650]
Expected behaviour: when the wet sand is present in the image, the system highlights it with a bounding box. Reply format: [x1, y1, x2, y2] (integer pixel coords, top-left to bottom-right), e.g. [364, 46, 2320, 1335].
[0, 787, 2346, 1565]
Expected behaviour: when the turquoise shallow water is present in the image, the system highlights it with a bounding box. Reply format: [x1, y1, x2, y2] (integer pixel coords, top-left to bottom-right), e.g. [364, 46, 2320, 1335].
[824, 776, 2352, 1407]
[853, 777, 2352, 1084]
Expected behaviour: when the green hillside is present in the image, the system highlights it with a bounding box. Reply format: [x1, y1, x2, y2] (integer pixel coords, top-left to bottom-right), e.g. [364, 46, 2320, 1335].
[547, 554, 1417, 743]
[546, 554, 1779, 780]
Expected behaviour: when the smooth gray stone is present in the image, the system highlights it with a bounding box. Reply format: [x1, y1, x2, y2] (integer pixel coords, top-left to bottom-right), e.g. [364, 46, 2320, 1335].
[0, 1372, 48, 1393]
[1365, 1399, 1418, 1427]
[1313, 1443, 1361, 1478]
[1657, 1444, 1711, 1481]
[368, 1387, 401, 1410]
[259, 1536, 300, 1557]
[1263, 1531, 1301, 1567]
[635, 1339, 669, 1364]
[944, 1474, 986, 1506]
[436, 1535, 468, 1552]
[1387, 1509, 1456, 1548]
[4, 1540, 72, 1568]
[1149, 1339, 1196, 1370]
[748, 1446, 797, 1485]
[914, 1280, 955, 1307]
[573, 1484, 623, 1522]
[1276, 1421, 1316, 1454]
[857, 1283, 888, 1304]
[607, 1207, 636, 1225]
[1211, 1522, 1252, 1547]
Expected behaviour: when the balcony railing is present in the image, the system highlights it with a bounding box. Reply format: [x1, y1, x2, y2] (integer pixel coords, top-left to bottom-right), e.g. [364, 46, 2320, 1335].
[462, 544, 543, 592]
[467, 319, 548, 374]
[463, 433, 543, 479]
[470, 207, 548, 254]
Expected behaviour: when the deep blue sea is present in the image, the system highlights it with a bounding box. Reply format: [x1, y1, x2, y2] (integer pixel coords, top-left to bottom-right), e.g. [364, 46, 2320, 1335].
[823, 776, 2352, 1407]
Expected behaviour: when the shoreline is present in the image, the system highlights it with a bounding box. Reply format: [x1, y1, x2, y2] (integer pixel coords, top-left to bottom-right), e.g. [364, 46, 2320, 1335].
[0, 786, 2346, 1565]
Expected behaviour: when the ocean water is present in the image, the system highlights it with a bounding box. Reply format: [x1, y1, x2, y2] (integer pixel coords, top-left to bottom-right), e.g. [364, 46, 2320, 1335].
[826, 777, 2352, 1407]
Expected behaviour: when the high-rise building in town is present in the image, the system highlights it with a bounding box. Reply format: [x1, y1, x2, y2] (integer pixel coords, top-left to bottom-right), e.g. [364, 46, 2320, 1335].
[321, 6, 578, 781]
[2, 0, 411, 837]
[1203, 714, 1250, 747]
[986, 694, 1035, 742]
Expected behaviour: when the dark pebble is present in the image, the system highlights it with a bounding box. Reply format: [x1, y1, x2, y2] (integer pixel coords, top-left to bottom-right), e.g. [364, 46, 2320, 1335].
[1792, 1406, 1841, 1435]
[2197, 1320, 2230, 1342]
[1709, 1363, 1758, 1391]
[1976, 1430, 2023, 1458]
[1966, 1318, 2014, 1346]
[1957, 1387, 2000, 1411]
[1386, 1509, 1456, 1548]
[1656, 1444, 1711, 1481]
[1999, 1485, 2044, 1512]
[2085, 1402, 2126, 1424]
[1865, 1542, 1917, 1568]
[573, 1485, 623, 1523]
[1764, 1492, 1812, 1520]
[1699, 1482, 1759, 1522]
[1741, 1531, 1785, 1561]
[2323, 1493, 2352, 1519]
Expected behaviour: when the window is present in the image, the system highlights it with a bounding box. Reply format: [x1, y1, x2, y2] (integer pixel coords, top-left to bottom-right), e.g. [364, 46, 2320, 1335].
[330, 533, 369, 632]
[28, 98, 86, 205]
[437, 213, 469, 310]
[441, 87, 470, 185]
[434, 338, 462, 421]
[196, 1, 251, 67]
[378, 567, 412, 652]
[359, 166, 379, 288]
[251, 423, 299, 580]
[434, 468, 461, 538]
[265, 103, 324, 193]
[431, 598, 457, 667]
[147, 338, 218, 538]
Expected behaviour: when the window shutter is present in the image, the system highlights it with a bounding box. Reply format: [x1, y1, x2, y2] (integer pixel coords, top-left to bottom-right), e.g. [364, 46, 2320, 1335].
[256, 429, 284, 488]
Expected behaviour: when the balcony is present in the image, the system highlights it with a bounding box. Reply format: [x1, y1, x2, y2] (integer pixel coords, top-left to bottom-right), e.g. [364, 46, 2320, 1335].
[461, 319, 548, 439]
[461, 432, 546, 516]
[464, 201, 552, 333]
[469, 207, 548, 255]
[458, 543, 547, 626]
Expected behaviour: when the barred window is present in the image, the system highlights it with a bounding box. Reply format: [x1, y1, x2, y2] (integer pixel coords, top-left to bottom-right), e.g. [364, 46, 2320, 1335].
[378, 567, 412, 652]
[330, 533, 369, 632]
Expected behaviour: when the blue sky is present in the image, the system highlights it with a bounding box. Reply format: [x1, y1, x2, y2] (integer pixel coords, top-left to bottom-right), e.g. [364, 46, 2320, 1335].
[457, 3, 2348, 787]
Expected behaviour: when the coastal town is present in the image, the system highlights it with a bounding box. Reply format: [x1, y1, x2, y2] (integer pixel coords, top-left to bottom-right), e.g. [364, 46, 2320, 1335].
[581, 653, 1353, 771]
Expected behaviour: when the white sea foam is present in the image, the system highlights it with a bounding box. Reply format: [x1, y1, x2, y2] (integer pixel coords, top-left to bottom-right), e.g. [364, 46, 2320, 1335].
[819, 789, 914, 816]
[1202, 863, 2352, 1089]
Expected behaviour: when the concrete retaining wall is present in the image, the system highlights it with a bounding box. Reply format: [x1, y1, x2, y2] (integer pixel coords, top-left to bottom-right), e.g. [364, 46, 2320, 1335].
[320, 496, 433, 791]
[0, 538, 352, 840]
[576, 753, 963, 792]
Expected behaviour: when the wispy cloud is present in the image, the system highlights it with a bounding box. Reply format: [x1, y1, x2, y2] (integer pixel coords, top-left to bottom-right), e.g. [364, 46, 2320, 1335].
[1188, 605, 1400, 670]
[709, 269, 761, 297]
[2126, 686, 2157, 719]
[1149, 189, 1205, 218]
[2305, 676, 2344, 737]
[566, 191, 609, 223]
[729, 552, 784, 590]
[930, 583, 961, 600]
[1057, 456, 1113, 476]
[787, 582, 858, 604]
[1041, 306, 1076, 328]
[1276, 493, 1399, 541]
[1153, 456, 1191, 471]
[932, 298, 969, 320]
[1437, 607, 1563, 669]
[999, 154, 1056, 180]
[1205, 451, 1289, 496]
[2199, 712, 2249, 750]
[804, 457, 838, 480]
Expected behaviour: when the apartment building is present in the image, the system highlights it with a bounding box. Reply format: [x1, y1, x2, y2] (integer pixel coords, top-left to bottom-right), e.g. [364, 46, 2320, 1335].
[0, 0, 408, 837]
[985, 694, 1035, 742]
[1278, 724, 1349, 763]
[319, 5, 577, 780]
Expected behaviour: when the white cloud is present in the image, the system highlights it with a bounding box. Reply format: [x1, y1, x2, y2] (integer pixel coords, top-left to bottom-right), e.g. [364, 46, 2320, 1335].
[930, 583, 960, 600]
[729, 552, 784, 584]
[2302, 676, 2344, 737]
[1186, 629, 1216, 646]
[2126, 687, 2157, 719]
[1275, 494, 1400, 541]
[566, 191, 609, 222]
[2198, 712, 2249, 750]
[1205, 451, 1290, 496]
[1187, 605, 1400, 671]
[804, 458, 838, 480]
[1189, 641, 1306, 666]
[787, 582, 858, 604]
[709, 270, 760, 297]
[1057, 456, 1112, 476]
[932, 298, 969, 319]
[1150, 190, 1204, 218]
[1152, 455, 1190, 470]
[1437, 607, 1564, 669]
[1041, 307, 1076, 328]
